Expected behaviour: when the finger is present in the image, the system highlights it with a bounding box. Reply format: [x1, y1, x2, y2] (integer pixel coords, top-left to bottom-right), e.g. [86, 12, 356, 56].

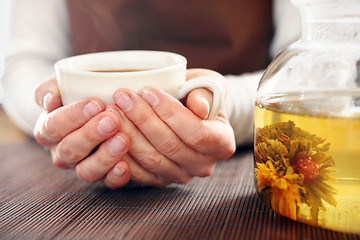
[140, 87, 235, 160]
[102, 160, 131, 189]
[106, 104, 171, 186]
[52, 110, 121, 169]
[123, 154, 171, 187]
[75, 132, 129, 183]
[113, 90, 208, 179]
[185, 68, 225, 119]
[34, 75, 62, 112]
[186, 88, 212, 120]
[107, 105, 173, 186]
[108, 102, 193, 183]
[34, 98, 105, 146]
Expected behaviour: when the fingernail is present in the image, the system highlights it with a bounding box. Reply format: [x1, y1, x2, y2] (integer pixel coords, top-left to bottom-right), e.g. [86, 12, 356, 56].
[113, 164, 126, 178]
[141, 89, 159, 107]
[108, 135, 126, 156]
[200, 96, 210, 118]
[84, 100, 102, 118]
[107, 108, 124, 121]
[98, 116, 116, 135]
[114, 92, 133, 112]
[42, 92, 53, 111]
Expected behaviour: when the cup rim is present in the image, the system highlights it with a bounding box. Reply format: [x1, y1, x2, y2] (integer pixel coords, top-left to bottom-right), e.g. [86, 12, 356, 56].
[54, 50, 187, 76]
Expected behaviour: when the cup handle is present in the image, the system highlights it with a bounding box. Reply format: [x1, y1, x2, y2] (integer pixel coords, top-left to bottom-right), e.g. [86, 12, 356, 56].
[178, 76, 225, 120]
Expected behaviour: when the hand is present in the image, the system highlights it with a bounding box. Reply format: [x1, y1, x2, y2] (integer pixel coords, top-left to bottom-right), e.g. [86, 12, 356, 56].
[111, 68, 236, 186]
[33, 76, 132, 189]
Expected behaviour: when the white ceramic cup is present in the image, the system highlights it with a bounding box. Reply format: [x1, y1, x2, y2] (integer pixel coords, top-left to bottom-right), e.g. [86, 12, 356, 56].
[54, 50, 225, 119]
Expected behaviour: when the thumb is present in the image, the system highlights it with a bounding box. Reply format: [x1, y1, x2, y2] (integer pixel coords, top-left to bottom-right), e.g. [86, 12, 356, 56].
[186, 88, 213, 120]
[185, 68, 225, 120]
[34, 75, 62, 113]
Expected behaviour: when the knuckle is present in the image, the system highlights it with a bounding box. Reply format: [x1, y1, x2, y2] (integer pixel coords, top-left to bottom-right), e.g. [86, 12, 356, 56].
[194, 165, 215, 178]
[154, 176, 170, 187]
[83, 127, 103, 145]
[43, 117, 63, 142]
[213, 134, 236, 160]
[222, 141, 236, 159]
[133, 112, 149, 128]
[188, 125, 209, 148]
[177, 175, 193, 185]
[68, 107, 84, 125]
[139, 152, 162, 170]
[51, 153, 69, 169]
[158, 137, 181, 157]
[158, 107, 176, 123]
[104, 174, 130, 189]
[75, 166, 97, 183]
[57, 142, 82, 164]
[97, 156, 116, 169]
[188, 124, 236, 160]
[33, 129, 47, 146]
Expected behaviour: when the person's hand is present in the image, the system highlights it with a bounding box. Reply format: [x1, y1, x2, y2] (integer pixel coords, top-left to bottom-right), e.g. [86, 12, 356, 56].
[33, 76, 132, 189]
[111, 68, 236, 186]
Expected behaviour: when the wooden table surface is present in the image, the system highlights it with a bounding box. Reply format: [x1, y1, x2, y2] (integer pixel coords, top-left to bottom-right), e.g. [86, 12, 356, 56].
[0, 106, 359, 240]
[0, 106, 29, 143]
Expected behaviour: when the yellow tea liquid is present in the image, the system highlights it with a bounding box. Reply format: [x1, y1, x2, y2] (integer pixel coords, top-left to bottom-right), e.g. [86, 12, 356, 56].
[254, 91, 360, 233]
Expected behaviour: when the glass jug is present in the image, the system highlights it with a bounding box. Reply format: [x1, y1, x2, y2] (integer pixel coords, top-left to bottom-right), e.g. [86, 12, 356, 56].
[254, 0, 360, 233]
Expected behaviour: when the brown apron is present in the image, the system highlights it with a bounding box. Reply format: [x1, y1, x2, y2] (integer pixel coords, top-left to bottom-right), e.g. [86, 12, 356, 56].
[66, 0, 273, 75]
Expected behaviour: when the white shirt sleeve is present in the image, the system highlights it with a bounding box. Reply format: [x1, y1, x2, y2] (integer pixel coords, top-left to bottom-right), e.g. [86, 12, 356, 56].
[225, 0, 301, 145]
[2, 0, 71, 135]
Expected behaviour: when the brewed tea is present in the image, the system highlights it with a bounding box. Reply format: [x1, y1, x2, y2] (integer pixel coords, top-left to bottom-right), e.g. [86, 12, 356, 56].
[254, 91, 360, 233]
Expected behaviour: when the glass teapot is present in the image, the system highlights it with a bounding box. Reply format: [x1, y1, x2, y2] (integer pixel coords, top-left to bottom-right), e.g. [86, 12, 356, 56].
[254, 0, 360, 233]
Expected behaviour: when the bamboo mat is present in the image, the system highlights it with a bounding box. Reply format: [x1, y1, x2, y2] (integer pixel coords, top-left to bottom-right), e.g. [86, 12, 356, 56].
[0, 141, 359, 240]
